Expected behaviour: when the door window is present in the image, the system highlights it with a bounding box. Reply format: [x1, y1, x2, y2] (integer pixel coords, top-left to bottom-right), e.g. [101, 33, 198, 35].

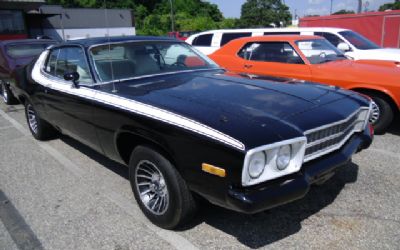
[192, 34, 213, 46]
[314, 32, 346, 47]
[238, 42, 304, 64]
[220, 32, 252, 46]
[45, 47, 92, 83]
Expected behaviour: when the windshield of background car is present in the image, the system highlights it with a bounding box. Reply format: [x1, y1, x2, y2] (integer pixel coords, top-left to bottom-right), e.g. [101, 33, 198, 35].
[295, 39, 347, 64]
[338, 31, 380, 50]
[89, 41, 219, 82]
[6, 43, 54, 58]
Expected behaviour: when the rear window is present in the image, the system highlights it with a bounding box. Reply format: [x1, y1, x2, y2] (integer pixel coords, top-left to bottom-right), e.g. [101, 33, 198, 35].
[6, 43, 54, 58]
[192, 34, 213, 47]
[220, 32, 252, 46]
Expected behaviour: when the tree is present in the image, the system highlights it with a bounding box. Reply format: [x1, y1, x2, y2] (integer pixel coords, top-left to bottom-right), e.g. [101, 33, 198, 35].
[239, 0, 292, 28]
[45, 0, 236, 35]
[333, 9, 355, 15]
[379, 1, 400, 11]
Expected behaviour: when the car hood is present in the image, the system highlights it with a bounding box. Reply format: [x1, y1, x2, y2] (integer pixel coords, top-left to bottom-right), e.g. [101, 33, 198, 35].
[350, 48, 400, 61]
[315, 59, 400, 83]
[97, 70, 367, 150]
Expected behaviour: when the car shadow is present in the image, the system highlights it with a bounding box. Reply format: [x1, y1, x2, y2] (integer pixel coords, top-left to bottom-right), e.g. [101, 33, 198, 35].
[181, 162, 358, 248]
[59, 135, 358, 248]
[387, 117, 400, 136]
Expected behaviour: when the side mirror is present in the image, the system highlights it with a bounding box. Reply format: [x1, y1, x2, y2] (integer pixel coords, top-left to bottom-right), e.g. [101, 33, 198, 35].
[63, 72, 80, 88]
[337, 42, 351, 52]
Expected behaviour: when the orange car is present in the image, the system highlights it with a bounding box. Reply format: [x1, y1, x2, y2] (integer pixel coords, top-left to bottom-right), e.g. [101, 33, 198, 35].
[209, 35, 400, 133]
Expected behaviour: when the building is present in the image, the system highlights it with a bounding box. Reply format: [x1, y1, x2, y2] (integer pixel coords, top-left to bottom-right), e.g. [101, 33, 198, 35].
[0, 0, 136, 41]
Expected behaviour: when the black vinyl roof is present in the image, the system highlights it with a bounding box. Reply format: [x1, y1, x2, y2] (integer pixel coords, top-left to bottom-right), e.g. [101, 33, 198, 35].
[60, 36, 180, 48]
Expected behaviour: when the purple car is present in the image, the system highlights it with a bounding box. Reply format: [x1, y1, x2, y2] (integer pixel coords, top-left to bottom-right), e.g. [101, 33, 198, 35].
[0, 39, 57, 104]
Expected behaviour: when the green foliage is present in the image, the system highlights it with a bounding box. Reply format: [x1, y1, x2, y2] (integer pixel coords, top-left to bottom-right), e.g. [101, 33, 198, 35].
[46, 0, 292, 35]
[239, 0, 292, 28]
[332, 9, 355, 15]
[379, 2, 400, 11]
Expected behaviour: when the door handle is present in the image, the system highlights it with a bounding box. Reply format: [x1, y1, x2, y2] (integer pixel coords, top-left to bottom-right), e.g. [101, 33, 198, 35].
[244, 64, 253, 69]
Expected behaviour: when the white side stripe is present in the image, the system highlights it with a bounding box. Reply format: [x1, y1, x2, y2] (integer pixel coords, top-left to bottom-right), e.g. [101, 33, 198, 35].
[32, 51, 245, 151]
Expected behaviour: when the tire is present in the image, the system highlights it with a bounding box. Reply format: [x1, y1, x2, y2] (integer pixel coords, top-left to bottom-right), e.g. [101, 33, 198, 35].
[1, 80, 17, 105]
[24, 101, 57, 140]
[369, 95, 394, 134]
[129, 145, 197, 229]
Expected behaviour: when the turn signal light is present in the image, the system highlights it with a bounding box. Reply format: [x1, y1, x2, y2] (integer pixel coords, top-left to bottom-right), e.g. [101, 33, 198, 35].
[202, 163, 226, 177]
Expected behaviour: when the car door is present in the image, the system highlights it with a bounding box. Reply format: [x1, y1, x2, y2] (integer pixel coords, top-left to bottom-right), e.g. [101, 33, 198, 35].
[41, 46, 102, 152]
[236, 41, 313, 80]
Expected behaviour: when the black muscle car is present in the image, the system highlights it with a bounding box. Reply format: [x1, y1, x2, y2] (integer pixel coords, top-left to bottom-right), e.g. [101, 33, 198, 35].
[11, 36, 373, 229]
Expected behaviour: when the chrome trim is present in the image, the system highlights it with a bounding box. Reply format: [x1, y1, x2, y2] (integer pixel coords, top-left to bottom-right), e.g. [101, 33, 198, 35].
[305, 119, 363, 148]
[242, 137, 307, 187]
[304, 107, 364, 135]
[303, 106, 370, 163]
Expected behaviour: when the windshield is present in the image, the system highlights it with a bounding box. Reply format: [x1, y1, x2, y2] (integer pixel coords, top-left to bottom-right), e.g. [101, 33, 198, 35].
[6, 43, 54, 58]
[89, 41, 218, 82]
[295, 39, 347, 64]
[339, 31, 380, 50]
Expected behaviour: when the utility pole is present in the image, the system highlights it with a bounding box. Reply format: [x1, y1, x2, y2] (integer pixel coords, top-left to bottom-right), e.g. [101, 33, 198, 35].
[357, 0, 362, 13]
[169, 0, 175, 32]
[330, 0, 333, 14]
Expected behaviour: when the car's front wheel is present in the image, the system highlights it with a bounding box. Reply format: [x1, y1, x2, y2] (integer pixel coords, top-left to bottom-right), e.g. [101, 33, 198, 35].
[1, 81, 17, 105]
[129, 145, 197, 229]
[25, 101, 57, 140]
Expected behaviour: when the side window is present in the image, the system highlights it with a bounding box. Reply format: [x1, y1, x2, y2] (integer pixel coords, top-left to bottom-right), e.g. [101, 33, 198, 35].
[238, 42, 303, 64]
[48, 47, 92, 84]
[220, 32, 252, 46]
[192, 34, 213, 47]
[45, 49, 59, 75]
[315, 32, 346, 47]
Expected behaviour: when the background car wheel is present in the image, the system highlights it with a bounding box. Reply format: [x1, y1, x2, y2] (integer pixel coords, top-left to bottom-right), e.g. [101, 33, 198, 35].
[129, 145, 197, 229]
[369, 95, 393, 134]
[25, 101, 57, 140]
[1, 81, 17, 105]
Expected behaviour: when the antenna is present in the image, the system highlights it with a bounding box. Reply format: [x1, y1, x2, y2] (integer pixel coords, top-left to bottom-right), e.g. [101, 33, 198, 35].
[104, 0, 117, 93]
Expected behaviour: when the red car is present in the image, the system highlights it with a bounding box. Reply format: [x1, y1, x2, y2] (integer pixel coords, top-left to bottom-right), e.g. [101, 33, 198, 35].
[0, 39, 56, 104]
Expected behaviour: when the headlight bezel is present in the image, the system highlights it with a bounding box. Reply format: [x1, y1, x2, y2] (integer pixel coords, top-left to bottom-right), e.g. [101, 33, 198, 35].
[242, 137, 307, 187]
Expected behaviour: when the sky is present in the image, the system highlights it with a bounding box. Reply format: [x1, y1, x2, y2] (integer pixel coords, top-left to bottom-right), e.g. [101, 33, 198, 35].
[207, 0, 395, 18]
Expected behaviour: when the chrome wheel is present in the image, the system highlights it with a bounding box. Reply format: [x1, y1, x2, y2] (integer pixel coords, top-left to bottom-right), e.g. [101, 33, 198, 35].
[135, 160, 169, 215]
[370, 100, 380, 124]
[27, 104, 38, 134]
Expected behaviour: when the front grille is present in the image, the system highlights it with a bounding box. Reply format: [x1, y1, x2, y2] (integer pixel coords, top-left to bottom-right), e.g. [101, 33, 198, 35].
[304, 109, 366, 162]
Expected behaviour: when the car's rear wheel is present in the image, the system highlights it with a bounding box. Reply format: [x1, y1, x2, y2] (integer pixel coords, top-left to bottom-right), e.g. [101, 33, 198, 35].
[369, 95, 393, 134]
[129, 145, 197, 229]
[25, 101, 57, 140]
[1, 81, 17, 105]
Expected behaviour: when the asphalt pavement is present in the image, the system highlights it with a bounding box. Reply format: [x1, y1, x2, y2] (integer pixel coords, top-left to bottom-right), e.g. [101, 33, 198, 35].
[0, 102, 399, 250]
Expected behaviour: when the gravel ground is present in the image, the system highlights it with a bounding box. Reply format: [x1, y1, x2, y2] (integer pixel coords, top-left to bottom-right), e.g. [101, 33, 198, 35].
[0, 102, 399, 250]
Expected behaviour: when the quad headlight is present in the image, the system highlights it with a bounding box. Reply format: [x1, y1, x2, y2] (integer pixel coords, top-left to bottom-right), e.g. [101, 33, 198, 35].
[248, 152, 266, 178]
[276, 145, 292, 170]
[242, 137, 307, 186]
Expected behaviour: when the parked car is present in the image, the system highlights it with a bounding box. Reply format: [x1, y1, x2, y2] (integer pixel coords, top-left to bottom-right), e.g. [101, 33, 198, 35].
[0, 39, 57, 104]
[168, 31, 198, 41]
[186, 27, 400, 61]
[209, 35, 400, 133]
[12, 36, 373, 229]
